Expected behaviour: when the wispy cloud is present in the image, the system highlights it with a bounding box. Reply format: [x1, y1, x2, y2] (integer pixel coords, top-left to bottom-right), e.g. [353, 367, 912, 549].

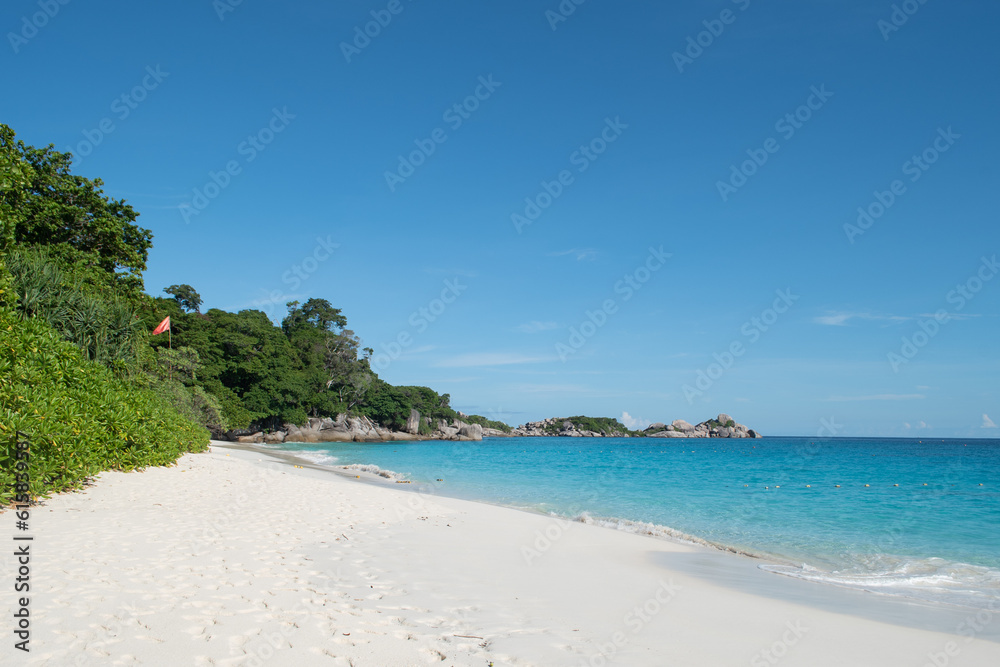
[515, 320, 558, 334]
[813, 311, 910, 326]
[825, 394, 925, 402]
[814, 311, 980, 326]
[549, 248, 597, 261]
[434, 352, 556, 368]
[814, 312, 859, 326]
[983, 414, 997, 429]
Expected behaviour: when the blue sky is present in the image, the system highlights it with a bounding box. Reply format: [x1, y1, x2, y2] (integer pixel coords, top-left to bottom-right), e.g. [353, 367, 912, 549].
[3, 0, 998, 437]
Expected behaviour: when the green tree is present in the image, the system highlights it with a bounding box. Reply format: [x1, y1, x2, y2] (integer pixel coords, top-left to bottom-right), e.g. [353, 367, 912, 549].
[164, 284, 203, 313]
[7, 126, 152, 296]
[282, 298, 347, 334]
[0, 124, 34, 251]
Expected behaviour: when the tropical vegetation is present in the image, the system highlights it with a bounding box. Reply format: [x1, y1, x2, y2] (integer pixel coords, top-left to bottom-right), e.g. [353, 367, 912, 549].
[0, 122, 506, 501]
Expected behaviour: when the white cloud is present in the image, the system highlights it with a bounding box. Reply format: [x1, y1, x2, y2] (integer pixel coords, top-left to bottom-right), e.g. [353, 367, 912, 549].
[813, 311, 911, 326]
[982, 414, 997, 429]
[814, 313, 857, 326]
[620, 411, 651, 430]
[814, 311, 980, 326]
[825, 394, 925, 402]
[515, 321, 558, 334]
[549, 248, 597, 261]
[434, 352, 556, 368]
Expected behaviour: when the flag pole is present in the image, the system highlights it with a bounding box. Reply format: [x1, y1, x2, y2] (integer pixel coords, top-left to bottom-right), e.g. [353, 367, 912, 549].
[152, 316, 172, 380]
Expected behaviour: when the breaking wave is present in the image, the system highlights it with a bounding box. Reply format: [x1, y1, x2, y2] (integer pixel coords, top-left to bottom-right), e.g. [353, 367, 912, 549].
[338, 463, 406, 481]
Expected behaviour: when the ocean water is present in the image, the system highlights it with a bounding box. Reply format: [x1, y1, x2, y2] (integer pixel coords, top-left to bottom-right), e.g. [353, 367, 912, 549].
[270, 436, 1000, 610]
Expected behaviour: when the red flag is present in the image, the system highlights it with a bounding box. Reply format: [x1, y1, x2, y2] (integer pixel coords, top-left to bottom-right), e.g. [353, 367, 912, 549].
[152, 316, 171, 335]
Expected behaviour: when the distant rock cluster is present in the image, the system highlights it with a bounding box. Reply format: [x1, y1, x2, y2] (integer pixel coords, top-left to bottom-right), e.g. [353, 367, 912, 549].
[499, 418, 632, 438]
[493, 413, 761, 439]
[644, 414, 761, 439]
[224, 411, 759, 444]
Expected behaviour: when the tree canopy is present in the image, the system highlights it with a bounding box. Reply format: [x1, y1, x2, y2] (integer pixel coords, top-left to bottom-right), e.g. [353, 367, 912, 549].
[164, 284, 203, 313]
[2, 123, 152, 296]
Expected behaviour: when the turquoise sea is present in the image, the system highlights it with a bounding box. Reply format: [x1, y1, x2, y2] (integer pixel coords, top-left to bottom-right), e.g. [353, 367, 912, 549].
[270, 436, 1000, 610]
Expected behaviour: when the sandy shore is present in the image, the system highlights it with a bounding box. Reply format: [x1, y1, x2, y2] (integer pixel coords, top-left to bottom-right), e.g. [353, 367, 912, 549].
[5, 442, 999, 666]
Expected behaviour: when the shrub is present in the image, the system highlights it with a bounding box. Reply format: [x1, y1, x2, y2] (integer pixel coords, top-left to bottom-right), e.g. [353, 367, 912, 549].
[0, 301, 209, 504]
[5, 247, 145, 374]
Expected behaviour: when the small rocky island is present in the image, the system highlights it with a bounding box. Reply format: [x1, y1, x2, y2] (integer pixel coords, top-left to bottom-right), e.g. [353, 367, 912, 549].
[490, 413, 761, 439]
[643, 414, 761, 439]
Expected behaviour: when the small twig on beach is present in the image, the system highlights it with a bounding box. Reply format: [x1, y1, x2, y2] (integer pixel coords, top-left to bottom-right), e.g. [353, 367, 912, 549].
[341, 533, 349, 540]
[454, 634, 484, 639]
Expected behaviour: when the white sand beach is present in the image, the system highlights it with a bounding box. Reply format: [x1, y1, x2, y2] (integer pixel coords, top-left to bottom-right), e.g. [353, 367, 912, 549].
[7, 443, 1000, 666]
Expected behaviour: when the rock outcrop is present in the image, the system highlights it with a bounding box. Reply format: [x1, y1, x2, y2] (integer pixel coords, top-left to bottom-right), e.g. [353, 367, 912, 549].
[225, 411, 485, 444]
[405, 409, 420, 435]
[645, 414, 761, 439]
[458, 423, 483, 440]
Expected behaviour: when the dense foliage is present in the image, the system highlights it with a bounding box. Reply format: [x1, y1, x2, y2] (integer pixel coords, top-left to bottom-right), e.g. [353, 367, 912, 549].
[6, 247, 144, 374]
[140, 294, 473, 435]
[0, 121, 507, 501]
[0, 279, 208, 504]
